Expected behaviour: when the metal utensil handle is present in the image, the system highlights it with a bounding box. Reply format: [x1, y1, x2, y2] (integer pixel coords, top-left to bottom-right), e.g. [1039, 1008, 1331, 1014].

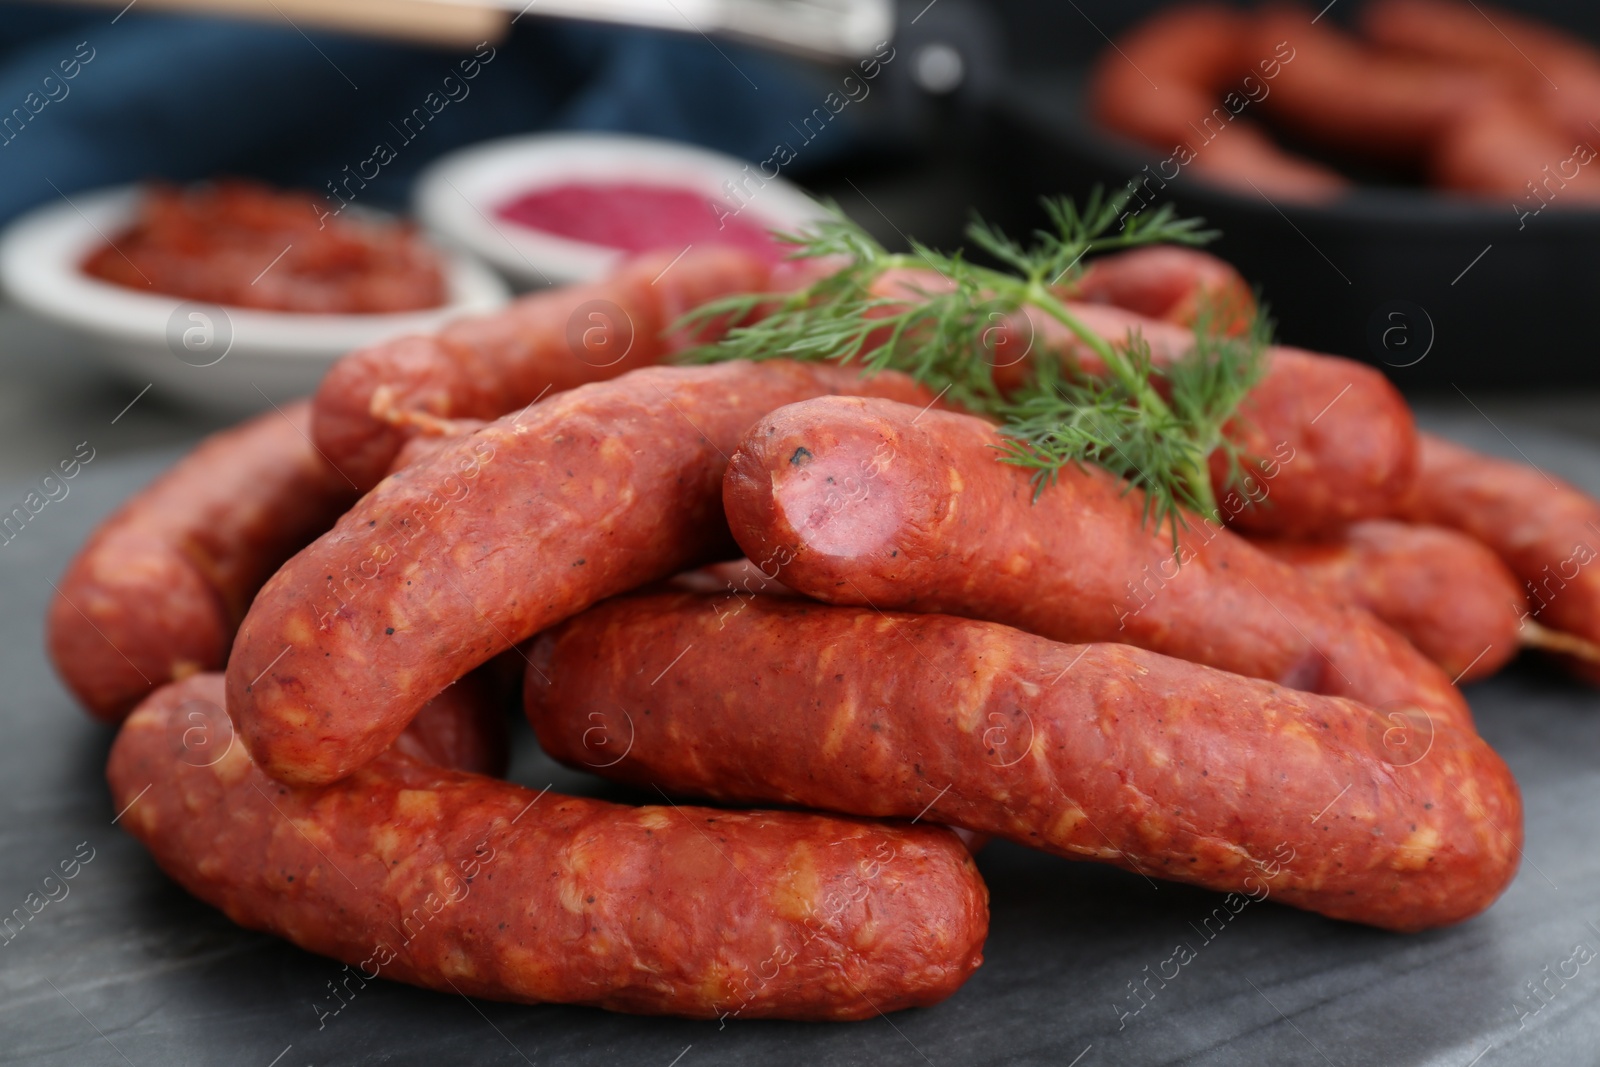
[475, 0, 894, 60]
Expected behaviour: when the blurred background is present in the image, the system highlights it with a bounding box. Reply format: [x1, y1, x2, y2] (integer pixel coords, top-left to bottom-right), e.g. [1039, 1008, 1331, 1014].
[4, 0, 1600, 478]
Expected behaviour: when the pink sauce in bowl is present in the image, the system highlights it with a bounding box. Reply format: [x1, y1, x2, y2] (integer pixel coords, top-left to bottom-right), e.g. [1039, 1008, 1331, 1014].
[496, 181, 787, 263]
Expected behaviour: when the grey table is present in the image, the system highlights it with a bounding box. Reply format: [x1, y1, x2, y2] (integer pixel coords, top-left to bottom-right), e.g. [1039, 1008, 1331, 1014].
[4, 366, 1600, 1065]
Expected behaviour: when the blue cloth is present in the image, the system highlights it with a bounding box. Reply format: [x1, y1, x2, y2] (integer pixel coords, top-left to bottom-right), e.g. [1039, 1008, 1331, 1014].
[0, 3, 856, 223]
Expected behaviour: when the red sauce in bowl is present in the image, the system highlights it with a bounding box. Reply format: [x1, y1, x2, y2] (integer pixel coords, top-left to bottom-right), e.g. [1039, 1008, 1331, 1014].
[496, 181, 786, 262]
[82, 180, 447, 314]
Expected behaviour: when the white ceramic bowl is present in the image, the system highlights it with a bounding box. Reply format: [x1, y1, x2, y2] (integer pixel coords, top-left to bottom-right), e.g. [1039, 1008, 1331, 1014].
[413, 133, 829, 288]
[0, 186, 510, 413]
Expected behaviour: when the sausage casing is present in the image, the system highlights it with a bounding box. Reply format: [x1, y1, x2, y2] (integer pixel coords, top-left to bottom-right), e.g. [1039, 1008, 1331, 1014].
[1066, 245, 1256, 336]
[228, 362, 929, 787]
[1251, 5, 1494, 165]
[1086, 4, 1349, 200]
[111, 675, 988, 1019]
[527, 593, 1521, 932]
[1362, 0, 1600, 147]
[1253, 520, 1526, 683]
[312, 247, 779, 490]
[1395, 433, 1600, 674]
[722, 395, 1468, 729]
[866, 268, 1419, 535]
[1021, 302, 1420, 536]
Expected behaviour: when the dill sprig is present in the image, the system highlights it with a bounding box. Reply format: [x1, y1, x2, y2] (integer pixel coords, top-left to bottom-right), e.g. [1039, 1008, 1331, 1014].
[674, 189, 1270, 540]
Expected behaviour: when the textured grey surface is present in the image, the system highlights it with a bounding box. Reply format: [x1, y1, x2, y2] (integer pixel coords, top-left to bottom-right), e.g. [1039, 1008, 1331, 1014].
[3, 410, 1600, 1066]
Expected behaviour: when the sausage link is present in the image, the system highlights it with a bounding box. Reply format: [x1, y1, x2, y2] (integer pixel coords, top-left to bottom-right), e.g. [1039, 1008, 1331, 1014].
[722, 395, 1469, 729]
[47, 401, 358, 722]
[228, 362, 930, 787]
[1073, 304, 1420, 534]
[1362, 0, 1600, 146]
[1087, 3, 1248, 148]
[1251, 5, 1495, 166]
[868, 269, 1419, 535]
[1394, 433, 1600, 673]
[1427, 95, 1600, 202]
[1066, 246, 1256, 336]
[527, 593, 1521, 932]
[312, 246, 779, 490]
[1086, 4, 1349, 200]
[112, 675, 987, 1019]
[1253, 520, 1526, 683]
[1023, 302, 1419, 535]
[1256, 3, 1600, 201]
[1044, 247, 1400, 534]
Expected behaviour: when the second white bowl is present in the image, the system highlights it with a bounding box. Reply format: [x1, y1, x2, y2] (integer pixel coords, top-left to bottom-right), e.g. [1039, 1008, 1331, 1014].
[414, 133, 829, 288]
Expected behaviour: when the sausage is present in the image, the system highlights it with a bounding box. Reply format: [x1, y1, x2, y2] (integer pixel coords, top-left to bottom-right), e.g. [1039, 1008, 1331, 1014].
[1252, 520, 1526, 683]
[1362, 0, 1588, 83]
[1093, 1, 1595, 199]
[227, 362, 931, 787]
[1428, 94, 1600, 203]
[111, 674, 988, 1019]
[526, 593, 1521, 932]
[673, 569, 986, 856]
[867, 269, 1419, 535]
[1251, 5, 1495, 167]
[722, 395, 1470, 730]
[1033, 303, 1418, 535]
[1043, 252, 1418, 531]
[1086, 4, 1349, 201]
[47, 400, 359, 722]
[1088, 3, 1248, 148]
[1260, 3, 1599, 201]
[1362, 0, 1600, 146]
[312, 245, 783, 491]
[1394, 433, 1600, 678]
[1066, 246, 1256, 337]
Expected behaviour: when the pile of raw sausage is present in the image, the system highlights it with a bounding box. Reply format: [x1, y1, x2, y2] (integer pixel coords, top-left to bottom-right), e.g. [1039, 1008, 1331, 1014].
[49, 237, 1600, 1018]
[1090, 0, 1600, 203]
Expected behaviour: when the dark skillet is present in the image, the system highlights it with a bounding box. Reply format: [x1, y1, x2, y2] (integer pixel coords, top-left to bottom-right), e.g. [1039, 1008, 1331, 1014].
[933, 0, 1600, 388]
